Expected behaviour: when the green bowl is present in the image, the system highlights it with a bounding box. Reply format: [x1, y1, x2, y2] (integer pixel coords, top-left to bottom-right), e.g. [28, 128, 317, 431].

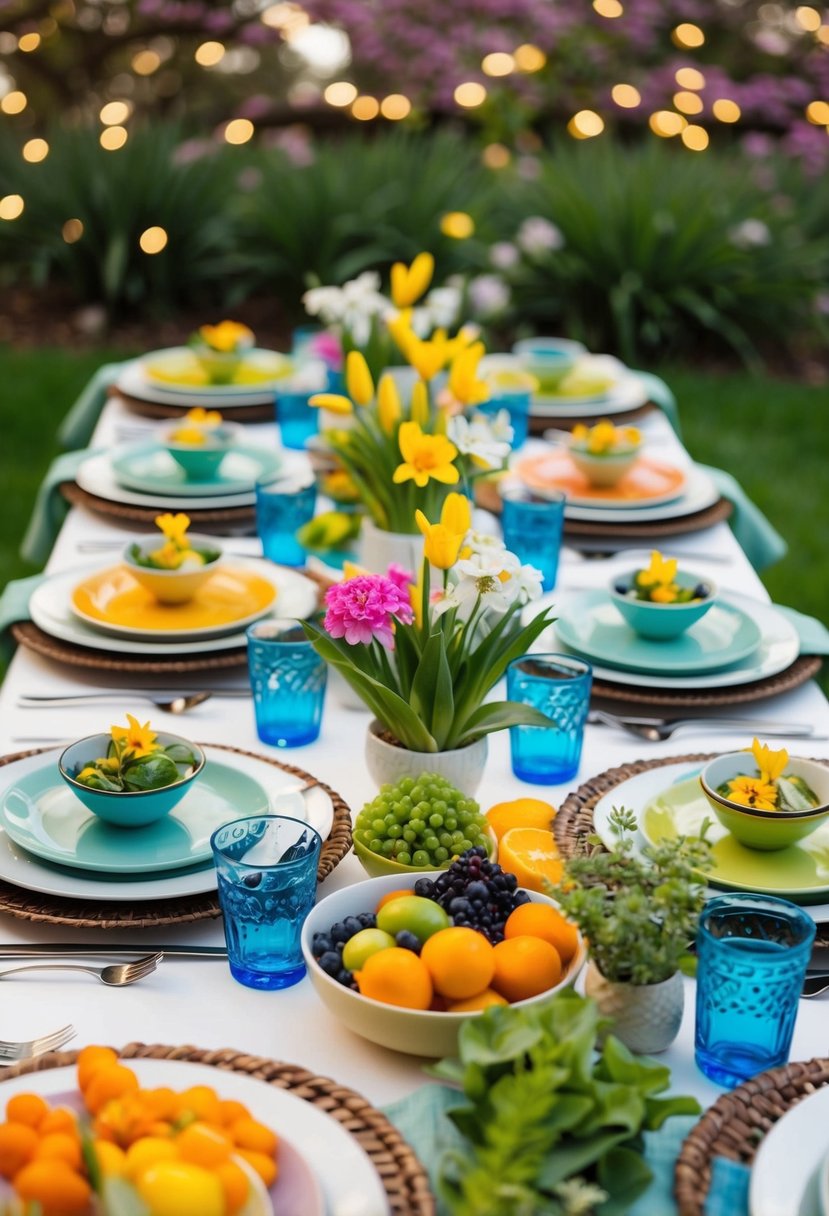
[353, 829, 497, 878]
[700, 753, 829, 851]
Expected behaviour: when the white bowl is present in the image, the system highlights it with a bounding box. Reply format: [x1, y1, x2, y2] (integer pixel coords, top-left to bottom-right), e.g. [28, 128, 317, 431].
[122, 534, 222, 604]
[301, 873, 586, 1057]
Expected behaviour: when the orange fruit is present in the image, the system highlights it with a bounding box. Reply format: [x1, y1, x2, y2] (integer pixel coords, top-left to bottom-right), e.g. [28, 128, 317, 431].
[492, 936, 562, 1003]
[177, 1122, 232, 1168]
[33, 1132, 83, 1171]
[218, 1099, 250, 1127]
[38, 1108, 78, 1137]
[354, 947, 433, 1010]
[179, 1085, 222, 1125]
[77, 1046, 118, 1092]
[142, 1087, 180, 1122]
[0, 1121, 38, 1178]
[93, 1141, 127, 1177]
[124, 1135, 179, 1180]
[486, 798, 556, 842]
[13, 1159, 92, 1216]
[229, 1117, 277, 1157]
[6, 1093, 49, 1129]
[375, 888, 413, 912]
[215, 1159, 250, 1213]
[420, 928, 495, 1001]
[504, 902, 579, 964]
[237, 1148, 278, 1187]
[447, 989, 508, 1013]
[136, 1160, 224, 1216]
[84, 1064, 140, 1115]
[497, 828, 562, 893]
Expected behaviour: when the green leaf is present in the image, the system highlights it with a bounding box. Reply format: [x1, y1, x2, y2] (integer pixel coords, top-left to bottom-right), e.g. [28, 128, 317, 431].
[595, 1144, 654, 1215]
[122, 753, 180, 791]
[410, 633, 455, 750]
[163, 743, 197, 765]
[451, 700, 555, 747]
[537, 1128, 634, 1188]
[75, 769, 123, 792]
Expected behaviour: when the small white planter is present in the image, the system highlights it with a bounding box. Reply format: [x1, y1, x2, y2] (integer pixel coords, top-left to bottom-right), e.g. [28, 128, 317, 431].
[357, 518, 423, 576]
[365, 719, 488, 795]
[584, 961, 684, 1054]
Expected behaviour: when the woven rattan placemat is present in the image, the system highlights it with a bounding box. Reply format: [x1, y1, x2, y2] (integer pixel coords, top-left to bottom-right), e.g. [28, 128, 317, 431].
[113, 388, 275, 424]
[61, 481, 256, 534]
[675, 1057, 829, 1216]
[11, 621, 248, 674]
[0, 1042, 435, 1215]
[591, 654, 822, 709]
[527, 401, 657, 435]
[554, 752, 829, 950]
[0, 744, 352, 927]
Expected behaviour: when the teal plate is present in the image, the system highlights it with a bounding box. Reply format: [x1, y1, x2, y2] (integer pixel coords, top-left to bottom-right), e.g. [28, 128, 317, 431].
[641, 776, 829, 903]
[111, 443, 282, 498]
[555, 588, 762, 675]
[0, 759, 270, 874]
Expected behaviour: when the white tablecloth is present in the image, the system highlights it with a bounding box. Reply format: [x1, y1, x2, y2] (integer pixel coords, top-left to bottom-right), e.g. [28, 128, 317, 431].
[1, 398, 827, 1118]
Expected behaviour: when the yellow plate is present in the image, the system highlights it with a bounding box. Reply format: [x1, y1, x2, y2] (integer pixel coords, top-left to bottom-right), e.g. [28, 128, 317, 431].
[71, 565, 278, 640]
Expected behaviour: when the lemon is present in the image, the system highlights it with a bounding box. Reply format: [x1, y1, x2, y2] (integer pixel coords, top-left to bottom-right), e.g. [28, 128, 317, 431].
[136, 1160, 224, 1216]
[124, 1137, 179, 1181]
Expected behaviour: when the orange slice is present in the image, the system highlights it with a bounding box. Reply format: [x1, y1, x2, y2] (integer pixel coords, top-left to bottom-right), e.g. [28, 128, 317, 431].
[486, 798, 556, 842]
[498, 828, 563, 893]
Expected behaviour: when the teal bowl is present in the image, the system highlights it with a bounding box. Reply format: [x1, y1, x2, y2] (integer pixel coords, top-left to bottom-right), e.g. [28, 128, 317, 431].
[700, 753, 829, 851]
[161, 422, 242, 480]
[610, 569, 716, 640]
[512, 338, 586, 392]
[59, 732, 205, 827]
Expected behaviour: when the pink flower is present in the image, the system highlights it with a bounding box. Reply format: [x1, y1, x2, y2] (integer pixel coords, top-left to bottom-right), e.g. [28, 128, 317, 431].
[386, 563, 414, 593]
[324, 575, 414, 648]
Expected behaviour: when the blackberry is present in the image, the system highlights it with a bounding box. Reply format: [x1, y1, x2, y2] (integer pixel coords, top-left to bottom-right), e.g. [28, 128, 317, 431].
[428, 848, 533, 943]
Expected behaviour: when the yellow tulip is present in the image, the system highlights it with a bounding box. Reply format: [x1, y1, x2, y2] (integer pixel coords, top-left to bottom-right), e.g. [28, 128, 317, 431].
[387, 310, 417, 361]
[308, 393, 354, 416]
[448, 341, 489, 407]
[410, 380, 430, 426]
[390, 252, 435, 309]
[415, 513, 464, 570]
[406, 336, 451, 381]
[393, 422, 459, 488]
[345, 350, 374, 406]
[440, 492, 472, 536]
[377, 374, 402, 435]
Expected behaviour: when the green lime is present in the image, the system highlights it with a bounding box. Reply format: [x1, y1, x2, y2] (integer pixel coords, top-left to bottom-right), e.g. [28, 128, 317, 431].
[376, 895, 450, 944]
[342, 928, 396, 972]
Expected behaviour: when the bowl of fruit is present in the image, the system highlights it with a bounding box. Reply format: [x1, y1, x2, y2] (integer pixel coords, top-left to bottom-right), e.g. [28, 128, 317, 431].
[351, 773, 497, 877]
[610, 550, 715, 640]
[301, 850, 586, 1057]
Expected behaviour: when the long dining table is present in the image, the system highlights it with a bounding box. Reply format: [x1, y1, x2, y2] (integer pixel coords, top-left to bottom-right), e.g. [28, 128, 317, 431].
[1, 389, 828, 1196]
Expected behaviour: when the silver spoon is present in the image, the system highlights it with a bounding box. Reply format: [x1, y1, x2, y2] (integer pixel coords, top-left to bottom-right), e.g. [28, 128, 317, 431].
[17, 692, 220, 714]
[0, 952, 162, 988]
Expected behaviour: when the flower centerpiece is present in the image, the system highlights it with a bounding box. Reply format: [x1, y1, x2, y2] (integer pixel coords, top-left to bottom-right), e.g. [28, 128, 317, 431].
[303, 493, 556, 793]
[553, 807, 711, 1053]
[189, 320, 254, 383]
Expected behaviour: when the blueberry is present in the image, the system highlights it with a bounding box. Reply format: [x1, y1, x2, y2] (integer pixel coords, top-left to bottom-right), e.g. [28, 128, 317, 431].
[395, 930, 421, 954]
[466, 880, 489, 901]
[614, 582, 629, 595]
[414, 877, 434, 898]
[357, 912, 377, 929]
[449, 897, 472, 917]
[513, 890, 532, 906]
[342, 916, 363, 939]
[242, 872, 263, 888]
[330, 921, 350, 944]
[694, 582, 710, 599]
[336, 968, 355, 986]
[312, 932, 333, 956]
[319, 950, 343, 976]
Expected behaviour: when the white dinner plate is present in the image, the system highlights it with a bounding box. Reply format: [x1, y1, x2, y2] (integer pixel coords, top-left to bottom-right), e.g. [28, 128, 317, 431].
[117, 351, 290, 408]
[749, 1084, 829, 1216]
[590, 762, 829, 921]
[0, 1059, 387, 1216]
[29, 560, 317, 656]
[531, 373, 648, 417]
[76, 452, 255, 510]
[529, 463, 720, 523]
[0, 747, 335, 902]
[536, 592, 800, 690]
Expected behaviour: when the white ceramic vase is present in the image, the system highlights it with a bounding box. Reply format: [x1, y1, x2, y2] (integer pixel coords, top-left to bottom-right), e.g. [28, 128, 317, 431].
[584, 961, 684, 1054]
[364, 719, 488, 795]
[356, 518, 423, 576]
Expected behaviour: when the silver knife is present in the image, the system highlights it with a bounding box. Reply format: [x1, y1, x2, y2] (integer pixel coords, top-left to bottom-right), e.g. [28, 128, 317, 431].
[0, 944, 228, 958]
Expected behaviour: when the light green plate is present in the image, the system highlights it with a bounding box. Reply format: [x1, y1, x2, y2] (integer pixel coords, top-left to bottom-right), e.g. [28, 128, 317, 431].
[641, 776, 829, 903]
[555, 589, 762, 675]
[0, 760, 270, 875]
[111, 443, 282, 498]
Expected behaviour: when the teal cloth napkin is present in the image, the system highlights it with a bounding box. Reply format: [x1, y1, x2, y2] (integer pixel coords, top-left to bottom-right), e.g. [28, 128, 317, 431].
[633, 370, 682, 439]
[0, 574, 44, 663]
[382, 1090, 750, 1216]
[778, 605, 829, 655]
[57, 363, 122, 451]
[698, 464, 788, 572]
[19, 450, 96, 567]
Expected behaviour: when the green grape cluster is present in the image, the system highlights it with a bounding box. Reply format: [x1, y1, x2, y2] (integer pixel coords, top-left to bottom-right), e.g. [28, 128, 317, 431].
[354, 773, 490, 868]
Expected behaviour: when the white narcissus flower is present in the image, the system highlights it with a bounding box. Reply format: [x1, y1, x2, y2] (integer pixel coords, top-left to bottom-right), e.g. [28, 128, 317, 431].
[448, 412, 513, 468]
[517, 215, 565, 255]
[451, 549, 521, 614]
[463, 529, 508, 557]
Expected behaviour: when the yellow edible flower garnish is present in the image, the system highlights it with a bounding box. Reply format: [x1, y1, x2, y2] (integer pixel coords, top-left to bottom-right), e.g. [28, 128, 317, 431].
[393, 422, 459, 488]
[345, 350, 374, 407]
[390, 252, 434, 309]
[572, 419, 641, 455]
[308, 392, 354, 416]
[169, 407, 224, 446]
[415, 493, 472, 570]
[110, 714, 159, 760]
[198, 321, 254, 353]
[637, 550, 678, 589]
[155, 513, 191, 548]
[726, 775, 779, 811]
[750, 737, 789, 784]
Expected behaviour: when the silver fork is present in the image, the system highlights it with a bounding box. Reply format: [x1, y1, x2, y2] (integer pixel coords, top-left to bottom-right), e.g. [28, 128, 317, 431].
[0, 1025, 76, 1063]
[17, 691, 249, 713]
[0, 953, 163, 988]
[588, 709, 821, 742]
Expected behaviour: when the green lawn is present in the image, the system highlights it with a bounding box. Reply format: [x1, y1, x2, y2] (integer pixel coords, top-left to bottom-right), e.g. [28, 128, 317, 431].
[1, 348, 826, 631]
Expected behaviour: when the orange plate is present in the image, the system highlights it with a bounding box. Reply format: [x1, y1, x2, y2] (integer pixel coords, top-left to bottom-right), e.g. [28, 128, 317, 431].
[71, 565, 277, 638]
[516, 450, 687, 507]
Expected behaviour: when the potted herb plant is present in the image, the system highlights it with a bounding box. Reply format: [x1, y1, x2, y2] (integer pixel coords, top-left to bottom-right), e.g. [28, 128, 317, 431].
[302, 494, 556, 793]
[553, 808, 711, 1053]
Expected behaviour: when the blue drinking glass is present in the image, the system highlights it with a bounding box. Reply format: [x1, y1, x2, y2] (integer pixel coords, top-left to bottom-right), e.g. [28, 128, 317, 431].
[695, 893, 815, 1088]
[478, 390, 532, 448]
[276, 388, 319, 451]
[291, 324, 323, 363]
[247, 620, 327, 748]
[255, 473, 317, 567]
[212, 814, 322, 990]
[507, 653, 592, 785]
[500, 488, 566, 592]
